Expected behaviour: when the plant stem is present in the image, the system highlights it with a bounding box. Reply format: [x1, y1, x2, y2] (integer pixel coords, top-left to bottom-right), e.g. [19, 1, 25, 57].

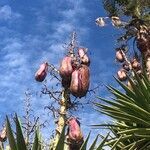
[53, 89, 69, 150]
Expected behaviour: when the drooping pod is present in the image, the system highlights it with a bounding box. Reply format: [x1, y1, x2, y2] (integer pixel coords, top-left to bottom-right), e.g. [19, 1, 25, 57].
[131, 58, 140, 70]
[111, 16, 122, 27]
[70, 70, 80, 96]
[59, 56, 73, 79]
[116, 50, 124, 63]
[59, 56, 73, 88]
[95, 17, 105, 27]
[70, 65, 90, 98]
[67, 117, 83, 150]
[117, 69, 127, 81]
[35, 62, 48, 82]
[78, 48, 90, 66]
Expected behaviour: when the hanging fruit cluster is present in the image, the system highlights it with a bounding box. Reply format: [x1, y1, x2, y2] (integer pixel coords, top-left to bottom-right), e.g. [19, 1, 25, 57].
[96, 15, 150, 82]
[59, 47, 90, 98]
[34, 48, 90, 98]
[34, 33, 88, 150]
[115, 46, 142, 83]
[114, 22, 150, 81]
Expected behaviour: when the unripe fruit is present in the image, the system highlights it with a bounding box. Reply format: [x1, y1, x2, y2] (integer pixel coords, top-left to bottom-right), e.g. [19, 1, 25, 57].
[35, 62, 48, 82]
[131, 58, 140, 70]
[70, 70, 80, 95]
[67, 118, 83, 142]
[111, 16, 122, 27]
[59, 56, 73, 79]
[70, 65, 90, 98]
[67, 117, 83, 150]
[78, 48, 90, 66]
[95, 17, 105, 27]
[117, 69, 127, 81]
[116, 51, 124, 62]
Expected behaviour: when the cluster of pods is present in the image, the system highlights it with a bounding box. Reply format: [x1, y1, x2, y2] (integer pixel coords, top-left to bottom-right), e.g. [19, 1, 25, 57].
[59, 48, 90, 98]
[116, 47, 141, 82]
[34, 48, 90, 98]
[95, 16, 122, 27]
[67, 117, 83, 149]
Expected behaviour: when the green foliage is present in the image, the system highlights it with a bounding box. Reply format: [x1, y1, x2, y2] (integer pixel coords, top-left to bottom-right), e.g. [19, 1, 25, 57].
[55, 126, 65, 150]
[6, 116, 17, 150]
[79, 133, 109, 150]
[15, 114, 27, 150]
[94, 73, 150, 149]
[32, 128, 41, 150]
[5, 115, 109, 150]
[80, 132, 91, 150]
[103, 0, 150, 19]
[6, 115, 42, 150]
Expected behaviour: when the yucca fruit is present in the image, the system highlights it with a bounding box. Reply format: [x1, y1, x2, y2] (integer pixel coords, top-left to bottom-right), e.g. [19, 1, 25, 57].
[35, 62, 48, 82]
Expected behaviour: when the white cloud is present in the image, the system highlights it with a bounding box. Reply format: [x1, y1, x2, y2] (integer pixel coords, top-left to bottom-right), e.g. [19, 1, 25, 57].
[0, 5, 11, 20]
[0, 5, 21, 21]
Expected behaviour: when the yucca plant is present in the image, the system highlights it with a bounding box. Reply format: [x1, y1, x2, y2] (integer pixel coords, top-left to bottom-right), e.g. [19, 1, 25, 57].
[94, 72, 150, 149]
[94, 1, 150, 149]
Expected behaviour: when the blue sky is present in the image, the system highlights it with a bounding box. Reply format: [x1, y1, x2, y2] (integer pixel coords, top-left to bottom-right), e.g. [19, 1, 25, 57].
[0, 0, 121, 146]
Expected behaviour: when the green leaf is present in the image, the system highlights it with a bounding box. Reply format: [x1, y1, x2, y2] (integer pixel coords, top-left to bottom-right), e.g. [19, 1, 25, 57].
[32, 130, 39, 150]
[0, 144, 3, 150]
[89, 135, 99, 150]
[55, 126, 66, 150]
[96, 133, 109, 150]
[15, 114, 27, 150]
[6, 116, 17, 150]
[111, 135, 122, 150]
[80, 132, 90, 150]
[37, 129, 42, 150]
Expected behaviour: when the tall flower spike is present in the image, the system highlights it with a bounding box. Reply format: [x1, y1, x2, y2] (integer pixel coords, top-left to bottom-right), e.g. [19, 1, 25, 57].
[35, 62, 48, 82]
